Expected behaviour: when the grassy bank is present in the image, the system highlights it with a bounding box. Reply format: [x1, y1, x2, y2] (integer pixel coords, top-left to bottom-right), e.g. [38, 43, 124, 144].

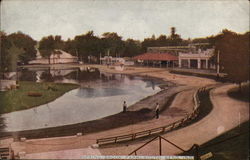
[227, 82, 249, 102]
[198, 121, 249, 160]
[0, 81, 79, 114]
[181, 121, 249, 160]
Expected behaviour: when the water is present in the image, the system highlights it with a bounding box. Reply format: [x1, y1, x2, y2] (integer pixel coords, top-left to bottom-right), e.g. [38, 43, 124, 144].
[1, 67, 162, 132]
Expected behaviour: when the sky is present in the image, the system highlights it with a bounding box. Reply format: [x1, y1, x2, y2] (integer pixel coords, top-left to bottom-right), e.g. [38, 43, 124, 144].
[1, 0, 249, 41]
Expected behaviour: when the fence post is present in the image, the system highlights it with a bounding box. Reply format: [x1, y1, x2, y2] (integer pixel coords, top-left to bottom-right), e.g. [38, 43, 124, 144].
[159, 136, 162, 156]
[194, 144, 200, 160]
[162, 127, 165, 133]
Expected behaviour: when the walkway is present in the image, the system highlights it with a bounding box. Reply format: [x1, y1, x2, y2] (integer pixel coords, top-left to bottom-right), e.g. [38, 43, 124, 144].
[4, 67, 248, 158]
[96, 83, 248, 156]
[12, 87, 197, 158]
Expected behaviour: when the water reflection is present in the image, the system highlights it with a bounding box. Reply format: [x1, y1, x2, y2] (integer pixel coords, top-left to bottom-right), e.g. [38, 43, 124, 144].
[19, 67, 102, 83]
[0, 116, 5, 133]
[2, 67, 162, 131]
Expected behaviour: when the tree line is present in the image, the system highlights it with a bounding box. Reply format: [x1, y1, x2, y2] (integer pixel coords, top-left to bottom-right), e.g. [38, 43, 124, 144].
[0, 27, 186, 70]
[0, 28, 249, 83]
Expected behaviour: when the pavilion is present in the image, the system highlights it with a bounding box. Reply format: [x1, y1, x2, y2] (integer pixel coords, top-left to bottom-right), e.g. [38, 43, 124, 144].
[133, 53, 178, 67]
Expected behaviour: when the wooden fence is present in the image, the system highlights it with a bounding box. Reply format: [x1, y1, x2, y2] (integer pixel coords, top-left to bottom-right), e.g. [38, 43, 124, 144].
[96, 87, 205, 145]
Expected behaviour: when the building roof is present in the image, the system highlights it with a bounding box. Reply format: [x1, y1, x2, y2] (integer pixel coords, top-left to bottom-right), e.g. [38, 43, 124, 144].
[133, 53, 178, 61]
[50, 50, 77, 59]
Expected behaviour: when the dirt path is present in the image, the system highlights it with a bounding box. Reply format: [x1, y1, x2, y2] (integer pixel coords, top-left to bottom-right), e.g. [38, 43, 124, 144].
[96, 84, 249, 156]
[19, 83, 249, 158]
[1, 65, 223, 158]
[11, 88, 196, 157]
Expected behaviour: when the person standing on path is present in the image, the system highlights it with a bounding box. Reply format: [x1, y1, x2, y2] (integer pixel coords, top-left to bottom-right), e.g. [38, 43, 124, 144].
[155, 103, 160, 119]
[123, 101, 127, 113]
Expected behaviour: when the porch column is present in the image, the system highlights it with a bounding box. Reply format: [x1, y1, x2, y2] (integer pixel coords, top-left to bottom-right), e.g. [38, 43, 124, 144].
[188, 59, 191, 68]
[197, 58, 201, 69]
[178, 58, 182, 68]
[205, 59, 209, 69]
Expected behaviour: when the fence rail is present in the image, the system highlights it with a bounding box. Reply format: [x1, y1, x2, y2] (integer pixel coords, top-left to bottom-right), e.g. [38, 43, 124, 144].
[96, 87, 205, 145]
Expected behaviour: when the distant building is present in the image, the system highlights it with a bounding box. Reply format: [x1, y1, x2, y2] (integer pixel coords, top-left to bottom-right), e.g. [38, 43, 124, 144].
[133, 53, 178, 67]
[178, 48, 215, 69]
[29, 49, 78, 64]
[147, 43, 211, 56]
[100, 56, 134, 66]
[147, 43, 215, 69]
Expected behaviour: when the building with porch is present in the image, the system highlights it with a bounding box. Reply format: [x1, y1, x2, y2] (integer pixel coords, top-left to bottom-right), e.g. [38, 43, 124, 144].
[178, 48, 215, 69]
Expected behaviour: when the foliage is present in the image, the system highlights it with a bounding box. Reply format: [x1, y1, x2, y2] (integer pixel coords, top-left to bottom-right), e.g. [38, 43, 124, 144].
[198, 121, 249, 160]
[214, 30, 249, 83]
[0, 81, 79, 114]
[39, 35, 65, 64]
[141, 27, 184, 52]
[101, 32, 125, 57]
[123, 39, 141, 57]
[74, 31, 102, 61]
[8, 31, 37, 64]
[0, 31, 12, 73]
[0, 31, 36, 73]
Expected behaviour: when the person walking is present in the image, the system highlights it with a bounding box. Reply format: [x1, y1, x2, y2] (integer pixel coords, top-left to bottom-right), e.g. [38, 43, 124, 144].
[123, 101, 127, 113]
[155, 103, 160, 119]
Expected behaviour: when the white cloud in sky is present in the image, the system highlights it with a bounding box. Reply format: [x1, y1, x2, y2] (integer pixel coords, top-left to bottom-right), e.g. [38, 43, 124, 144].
[1, 0, 249, 41]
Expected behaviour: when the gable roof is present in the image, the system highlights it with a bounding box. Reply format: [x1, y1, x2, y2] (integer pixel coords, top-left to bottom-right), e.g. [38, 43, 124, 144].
[133, 53, 178, 61]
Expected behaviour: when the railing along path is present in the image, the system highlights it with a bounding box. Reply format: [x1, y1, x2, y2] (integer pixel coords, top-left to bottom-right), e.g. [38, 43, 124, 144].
[96, 87, 205, 145]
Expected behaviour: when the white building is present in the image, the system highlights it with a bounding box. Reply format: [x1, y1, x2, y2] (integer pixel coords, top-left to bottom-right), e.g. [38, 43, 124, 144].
[100, 56, 134, 66]
[178, 48, 215, 69]
[29, 49, 78, 64]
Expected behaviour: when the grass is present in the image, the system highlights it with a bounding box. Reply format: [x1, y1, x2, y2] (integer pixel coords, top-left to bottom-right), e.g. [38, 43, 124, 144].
[198, 121, 249, 160]
[181, 121, 249, 160]
[227, 82, 249, 102]
[180, 88, 249, 160]
[0, 81, 79, 114]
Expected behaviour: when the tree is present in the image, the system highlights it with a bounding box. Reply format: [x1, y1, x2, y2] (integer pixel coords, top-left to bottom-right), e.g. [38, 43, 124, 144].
[1, 31, 35, 76]
[74, 31, 102, 62]
[123, 39, 141, 57]
[7, 32, 37, 64]
[168, 27, 183, 46]
[0, 31, 12, 75]
[101, 32, 125, 57]
[39, 35, 55, 64]
[141, 35, 157, 52]
[39, 35, 65, 64]
[215, 30, 249, 84]
[64, 38, 77, 57]
[54, 35, 65, 50]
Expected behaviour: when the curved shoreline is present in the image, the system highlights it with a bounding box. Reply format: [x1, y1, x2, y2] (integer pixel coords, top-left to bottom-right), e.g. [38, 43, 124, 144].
[0, 85, 182, 139]
[0, 81, 79, 114]
[0, 65, 217, 140]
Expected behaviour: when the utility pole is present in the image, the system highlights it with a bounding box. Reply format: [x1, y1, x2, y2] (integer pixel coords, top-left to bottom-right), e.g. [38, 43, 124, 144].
[99, 53, 101, 65]
[217, 50, 220, 79]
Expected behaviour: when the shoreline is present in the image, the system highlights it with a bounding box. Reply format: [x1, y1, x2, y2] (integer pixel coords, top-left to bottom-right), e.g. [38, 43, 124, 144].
[0, 64, 217, 139]
[0, 84, 183, 139]
[0, 81, 79, 114]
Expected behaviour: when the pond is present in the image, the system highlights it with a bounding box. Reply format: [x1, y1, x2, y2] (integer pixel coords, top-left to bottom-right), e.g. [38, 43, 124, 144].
[1, 67, 162, 132]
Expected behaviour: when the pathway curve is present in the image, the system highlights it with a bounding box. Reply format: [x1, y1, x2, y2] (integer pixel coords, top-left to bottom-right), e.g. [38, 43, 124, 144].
[11, 87, 197, 158]
[97, 83, 249, 156]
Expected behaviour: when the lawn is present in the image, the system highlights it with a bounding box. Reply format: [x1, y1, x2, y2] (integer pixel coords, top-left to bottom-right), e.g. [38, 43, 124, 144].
[227, 82, 249, 102]
[0, 81, 79, 114]
[198, 121, 249, 160]
[182, 121, 249, 160]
